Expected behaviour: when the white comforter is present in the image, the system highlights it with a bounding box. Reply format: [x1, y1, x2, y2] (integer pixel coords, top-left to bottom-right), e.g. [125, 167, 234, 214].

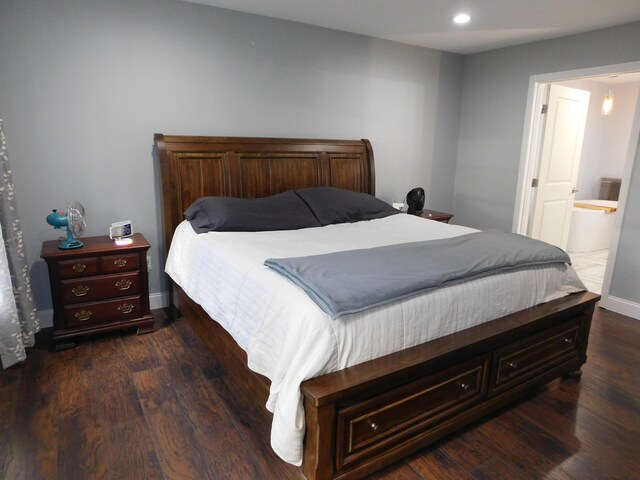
[165, 214, 585, 465]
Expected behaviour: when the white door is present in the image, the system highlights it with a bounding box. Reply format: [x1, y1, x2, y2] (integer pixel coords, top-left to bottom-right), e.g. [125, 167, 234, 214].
[530, 84, 590, 249]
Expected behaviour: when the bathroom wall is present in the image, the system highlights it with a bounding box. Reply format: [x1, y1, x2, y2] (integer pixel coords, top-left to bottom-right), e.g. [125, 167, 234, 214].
[557, 78, 640, 200]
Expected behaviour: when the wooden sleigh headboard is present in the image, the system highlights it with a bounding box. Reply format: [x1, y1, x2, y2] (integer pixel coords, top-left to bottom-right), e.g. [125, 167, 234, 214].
[154, 134, 375, 253]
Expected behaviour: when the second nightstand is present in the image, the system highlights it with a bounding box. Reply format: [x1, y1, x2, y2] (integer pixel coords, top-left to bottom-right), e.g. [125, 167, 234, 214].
[418, 209, 454, 223]
[41, 233, 155, 350]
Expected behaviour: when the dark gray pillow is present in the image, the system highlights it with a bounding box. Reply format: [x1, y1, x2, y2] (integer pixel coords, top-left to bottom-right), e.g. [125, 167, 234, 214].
[185, 190, 321, 233]
[294, 187, 399, 226]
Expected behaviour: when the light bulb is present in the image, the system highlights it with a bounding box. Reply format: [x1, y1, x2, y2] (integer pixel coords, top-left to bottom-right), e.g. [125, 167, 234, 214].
[602, 88, 614, 116]
[453, 13, 471, 24]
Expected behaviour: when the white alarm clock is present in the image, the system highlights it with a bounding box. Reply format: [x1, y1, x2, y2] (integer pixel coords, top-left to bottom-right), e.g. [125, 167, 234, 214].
[109, 220, 133, 245]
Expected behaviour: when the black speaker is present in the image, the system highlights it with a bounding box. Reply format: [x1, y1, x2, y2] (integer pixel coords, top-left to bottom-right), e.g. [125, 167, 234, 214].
[406, 188, 425, 215]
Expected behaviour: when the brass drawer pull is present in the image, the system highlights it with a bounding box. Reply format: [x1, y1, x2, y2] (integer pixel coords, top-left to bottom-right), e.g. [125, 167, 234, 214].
[563, 337, 574, 345]
[457, 381, 473, 392]
[118, 303, 134, 314]
[367, 420, 381, 434]
[74, 310, 92, 321]
[115, 279, 132, 290]
[72, 285, 90, 297]
[508, 362, 519, 370]
[72, 263, 87, 273]
[113, 258, 127, 268]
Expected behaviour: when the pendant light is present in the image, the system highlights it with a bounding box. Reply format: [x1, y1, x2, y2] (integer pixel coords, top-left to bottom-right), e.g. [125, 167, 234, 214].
[602, 87, 614, 115]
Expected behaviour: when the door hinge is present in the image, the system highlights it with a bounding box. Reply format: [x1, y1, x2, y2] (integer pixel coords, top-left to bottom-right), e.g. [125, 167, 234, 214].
[531, 178, 539, 187]
[541, 104, 548, 114]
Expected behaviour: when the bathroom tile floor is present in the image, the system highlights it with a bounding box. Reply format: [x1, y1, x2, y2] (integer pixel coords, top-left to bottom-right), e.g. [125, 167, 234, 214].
[568, 249, 608, 294]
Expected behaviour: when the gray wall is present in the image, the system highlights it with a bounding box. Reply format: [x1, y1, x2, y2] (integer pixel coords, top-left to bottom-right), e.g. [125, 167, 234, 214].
[611, 130, 640, 301]
[0, 0, 463, 324]
[454, 21, 640, 304]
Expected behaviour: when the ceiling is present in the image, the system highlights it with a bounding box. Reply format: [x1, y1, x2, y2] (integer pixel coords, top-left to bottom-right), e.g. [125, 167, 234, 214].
[182, 0, 640, 54]
[591, 72, 640, 84]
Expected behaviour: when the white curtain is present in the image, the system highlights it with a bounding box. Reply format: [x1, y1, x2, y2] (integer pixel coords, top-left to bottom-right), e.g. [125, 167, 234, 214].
[0, 115, 39, 369]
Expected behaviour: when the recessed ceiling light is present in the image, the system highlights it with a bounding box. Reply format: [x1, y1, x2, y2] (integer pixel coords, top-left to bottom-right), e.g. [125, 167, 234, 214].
[453, 13, 471, 24]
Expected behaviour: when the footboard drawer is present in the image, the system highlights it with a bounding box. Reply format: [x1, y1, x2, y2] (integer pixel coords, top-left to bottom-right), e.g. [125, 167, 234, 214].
[490, 320, 582, 395]
[335, 355, 489, 470]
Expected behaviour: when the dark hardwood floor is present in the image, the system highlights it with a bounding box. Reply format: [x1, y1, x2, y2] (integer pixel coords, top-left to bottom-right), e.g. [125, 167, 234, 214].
[1, 306, 638, 479]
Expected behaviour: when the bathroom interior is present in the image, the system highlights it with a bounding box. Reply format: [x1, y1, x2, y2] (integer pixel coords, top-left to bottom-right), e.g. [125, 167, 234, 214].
[556, 74, 640, 294]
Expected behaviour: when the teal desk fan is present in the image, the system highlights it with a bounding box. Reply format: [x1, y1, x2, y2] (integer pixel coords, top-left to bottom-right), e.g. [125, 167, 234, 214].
[46, 201, 87, 249]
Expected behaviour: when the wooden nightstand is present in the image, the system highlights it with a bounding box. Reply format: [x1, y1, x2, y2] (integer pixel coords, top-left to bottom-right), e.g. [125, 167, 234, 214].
[41, 233, 155, 350]
[418, 209, 454, 223]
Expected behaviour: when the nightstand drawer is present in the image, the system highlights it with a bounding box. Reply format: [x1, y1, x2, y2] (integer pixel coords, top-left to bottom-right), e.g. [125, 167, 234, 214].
[60, 272, 141, 305]
[101, 253, 139, 273]
[59, 258, 100, 279]
[63, 296, 142, 328]
[58, 253, 140, 278]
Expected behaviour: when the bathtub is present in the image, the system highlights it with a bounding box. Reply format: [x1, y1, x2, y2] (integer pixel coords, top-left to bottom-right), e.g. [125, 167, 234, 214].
[566, 200, 617, 252]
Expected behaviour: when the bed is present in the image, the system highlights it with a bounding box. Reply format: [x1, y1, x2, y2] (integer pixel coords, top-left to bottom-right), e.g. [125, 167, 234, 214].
[155, 133, 600, 480]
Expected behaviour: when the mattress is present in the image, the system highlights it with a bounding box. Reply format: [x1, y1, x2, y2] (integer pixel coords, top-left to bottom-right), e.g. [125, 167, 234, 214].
[165, 214, 585, 465]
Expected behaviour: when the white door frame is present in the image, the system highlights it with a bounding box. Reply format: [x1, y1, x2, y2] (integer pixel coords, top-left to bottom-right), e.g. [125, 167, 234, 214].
[513, 61, 640, 312]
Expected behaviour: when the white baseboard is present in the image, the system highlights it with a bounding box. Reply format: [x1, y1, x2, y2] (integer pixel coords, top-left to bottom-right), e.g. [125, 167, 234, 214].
[149, 291, 170, 310]
[600, 295, 640, 320]
[37, 291, 170, 330]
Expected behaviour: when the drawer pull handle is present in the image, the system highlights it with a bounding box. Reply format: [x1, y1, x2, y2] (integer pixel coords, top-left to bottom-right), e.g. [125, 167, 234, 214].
[563, 337, 574, 345]
[367, 420, 381, 434]
[115, 279, 132, 290]
[72, 285, 89, 297]
[118, 303, 134, 314]
[457, 381, 473, 392]
[508, 362, 519, 370]
[72, 263, 87, 273]
[114, 258, 127, 268]
[74, 310, 92, 321]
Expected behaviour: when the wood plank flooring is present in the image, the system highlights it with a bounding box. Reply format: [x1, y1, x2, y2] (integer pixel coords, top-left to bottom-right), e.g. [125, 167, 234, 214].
[1, 307, 638, 479]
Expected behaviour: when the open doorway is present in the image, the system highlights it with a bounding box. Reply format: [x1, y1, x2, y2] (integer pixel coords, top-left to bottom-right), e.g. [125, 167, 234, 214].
[551, 76, 639, 294]
[514, 62, 640, 307]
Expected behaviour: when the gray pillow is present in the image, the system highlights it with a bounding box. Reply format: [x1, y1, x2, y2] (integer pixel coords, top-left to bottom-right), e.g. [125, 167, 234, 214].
[294, 187, 399, 226]
[185, 190, 321, 233]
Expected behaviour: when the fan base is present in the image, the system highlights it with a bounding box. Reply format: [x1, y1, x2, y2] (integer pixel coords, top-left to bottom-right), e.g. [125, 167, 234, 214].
[58, 239, 84, 249]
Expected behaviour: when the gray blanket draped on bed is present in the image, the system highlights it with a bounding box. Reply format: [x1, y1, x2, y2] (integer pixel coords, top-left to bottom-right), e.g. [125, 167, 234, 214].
[264, 230, 571, 319]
